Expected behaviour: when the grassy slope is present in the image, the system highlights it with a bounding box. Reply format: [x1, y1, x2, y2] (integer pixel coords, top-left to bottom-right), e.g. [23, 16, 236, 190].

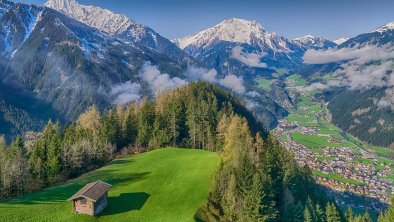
[0, 148, 220, 222]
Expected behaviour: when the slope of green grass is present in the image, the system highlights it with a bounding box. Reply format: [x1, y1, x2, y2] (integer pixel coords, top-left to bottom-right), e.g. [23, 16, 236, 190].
[313, 170, 364, 186]
[257, 78, 272, 91]
[272, 68, 289, 78]
[291, 133, 339, 148]
[291, 132, 356, 149]
[354, 158, 374, 165]
[286, 74, 307, 87]
[0, 148, 220, 222]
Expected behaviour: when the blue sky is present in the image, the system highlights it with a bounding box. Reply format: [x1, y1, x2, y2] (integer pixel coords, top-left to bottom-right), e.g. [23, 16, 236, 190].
[15, 0, 394, 40]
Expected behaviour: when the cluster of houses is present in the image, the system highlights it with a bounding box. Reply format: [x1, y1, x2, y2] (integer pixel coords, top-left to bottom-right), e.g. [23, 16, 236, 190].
[276, 119, 394, 211]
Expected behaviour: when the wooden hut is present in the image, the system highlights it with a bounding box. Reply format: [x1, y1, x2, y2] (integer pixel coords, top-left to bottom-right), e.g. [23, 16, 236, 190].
[67, 181, 112, 215]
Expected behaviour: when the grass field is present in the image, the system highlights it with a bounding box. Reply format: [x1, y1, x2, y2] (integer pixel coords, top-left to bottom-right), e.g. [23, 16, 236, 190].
[386, 174, 394, 182]
[0, 148, 220, 222]
[354, 158, 374, 165]
[291, 133, 331, 148]
[257, 78, 272, 91]
[370, 147, 394, 155]
[286, 74, 307, 87]
[291, 132, 354, 148]
[316, 156, 335, 162]
[313, 170, 364, 186]
[272, 68, 289, 78]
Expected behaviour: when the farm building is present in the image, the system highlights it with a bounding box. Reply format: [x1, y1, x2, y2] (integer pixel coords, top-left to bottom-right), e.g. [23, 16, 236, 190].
[67, 181, 112, 215]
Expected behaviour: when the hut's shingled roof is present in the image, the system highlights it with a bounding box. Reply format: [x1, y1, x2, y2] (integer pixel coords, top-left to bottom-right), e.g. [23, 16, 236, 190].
[67, 181, 112, 202]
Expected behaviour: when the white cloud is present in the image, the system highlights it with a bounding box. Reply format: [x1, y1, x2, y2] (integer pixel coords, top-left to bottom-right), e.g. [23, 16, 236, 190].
[219, 74, 246, 94]
[231, 46, 267, 68]
[246, 91, 260, 97]
[303, 82, 330, 91]
[302, 44, 394, 109]
[184, 66, 218, 82]
[303, 44, 394, 64]
[335, 61, 394, 90]
[139, 62, 187, 95]
[377, 88, 394, 110]
[110, 62, 249, 105]
[184, 65, 247, 94]
[110, 81, 141, 105]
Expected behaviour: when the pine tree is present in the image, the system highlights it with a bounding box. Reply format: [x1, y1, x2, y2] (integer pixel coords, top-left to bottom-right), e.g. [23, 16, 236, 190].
[346, 207, 354, 222]
[242, 173, 267, 222]
[305, 197, 318, 222]
[136, 101, 155, 147]
[326, 202, 341, 222]
[315, 204, 325, 222]
[0, 137, 6, 197]
[149, 113, 170, 149]
[378, 197, 394, 222]
[362, 211, 372, 222]
[304, 207, 313, 222]
[292, 202, 304, 222]
[9, 137, 28, 196]
[46, 123, 62, 185]
[123, 110, 137, 147]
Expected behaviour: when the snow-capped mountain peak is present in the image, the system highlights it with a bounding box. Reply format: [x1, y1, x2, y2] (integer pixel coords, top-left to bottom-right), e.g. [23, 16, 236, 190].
[293, 35, 316, 44]
[293, 35, 337, 49]
[174, 18, 267, 49]
[333, 37, 349, 45]
[372, 21, 394, 33]
[45, 0, 138, 35]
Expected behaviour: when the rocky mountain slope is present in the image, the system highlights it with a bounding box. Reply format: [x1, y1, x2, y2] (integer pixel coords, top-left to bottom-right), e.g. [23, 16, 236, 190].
[44, 0, 194, 62]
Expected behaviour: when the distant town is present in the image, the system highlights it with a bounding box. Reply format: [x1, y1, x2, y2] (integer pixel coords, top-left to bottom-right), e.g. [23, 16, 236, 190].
[275, 118, 393, 212]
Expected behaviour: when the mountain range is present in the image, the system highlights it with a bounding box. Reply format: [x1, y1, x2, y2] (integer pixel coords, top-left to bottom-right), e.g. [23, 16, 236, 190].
[0, 0, 393, 147]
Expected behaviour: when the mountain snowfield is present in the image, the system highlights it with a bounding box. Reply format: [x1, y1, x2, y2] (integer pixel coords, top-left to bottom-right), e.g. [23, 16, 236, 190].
[333, 37, 349, 45]
[372, 21, 394, 33]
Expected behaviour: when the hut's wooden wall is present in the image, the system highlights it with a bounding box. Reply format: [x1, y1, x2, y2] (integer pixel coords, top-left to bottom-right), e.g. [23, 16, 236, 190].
[94, 192, 109, 215]
[74, 198, 94, 215]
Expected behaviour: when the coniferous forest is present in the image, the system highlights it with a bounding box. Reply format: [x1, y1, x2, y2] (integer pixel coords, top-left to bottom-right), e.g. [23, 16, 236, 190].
[0, 82, 390, 221]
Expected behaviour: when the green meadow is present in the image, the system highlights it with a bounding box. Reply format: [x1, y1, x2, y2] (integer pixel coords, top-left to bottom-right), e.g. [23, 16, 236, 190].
[257, 78, 272, 91]
[0, 148, 219, 222]
[313, 170, 364, 186]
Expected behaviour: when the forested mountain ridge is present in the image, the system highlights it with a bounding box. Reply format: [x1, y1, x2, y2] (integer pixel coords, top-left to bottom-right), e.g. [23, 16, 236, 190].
[0, 82, 260, 198]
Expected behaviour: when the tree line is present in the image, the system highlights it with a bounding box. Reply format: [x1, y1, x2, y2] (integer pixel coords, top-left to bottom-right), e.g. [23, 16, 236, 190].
[0, 82, 258, 198]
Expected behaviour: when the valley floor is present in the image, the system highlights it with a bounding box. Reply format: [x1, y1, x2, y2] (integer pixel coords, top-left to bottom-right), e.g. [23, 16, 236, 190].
[274, 82, 394, 213]
[0, 148, 219, 222]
